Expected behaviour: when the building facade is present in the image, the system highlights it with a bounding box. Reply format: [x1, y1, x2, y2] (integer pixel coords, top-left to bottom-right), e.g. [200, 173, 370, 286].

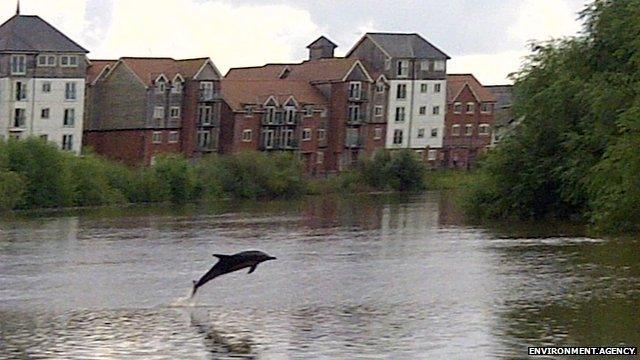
[84, 57, 222, 166]
[0, 13, 88, 153]
[486, 84, 515, 147]
[443, 74, 496, 169]
[346, 33, 450, 166]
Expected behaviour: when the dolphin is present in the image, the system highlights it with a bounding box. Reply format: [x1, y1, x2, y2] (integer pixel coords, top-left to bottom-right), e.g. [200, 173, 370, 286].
[191, 250, 277, 297]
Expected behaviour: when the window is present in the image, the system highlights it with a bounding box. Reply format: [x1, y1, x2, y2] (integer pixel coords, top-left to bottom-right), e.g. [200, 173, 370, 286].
[417, 128, 425, 138]
[302, 128, 312, 141]
[432, 106, 440, 115]
[282, 129, 295, 148]
[41, 108, 50, 119]
[60, 55, 78, 67]
[434, 83, 441, 93]
[434, 60, 445, 71]
[348, 82, 361, 99]
[348, 105, 360, 122]
[170, 107, 181, 118]
[374, 127, 383, 140]
[198, 105, 213, 124]
[397, 60, 408, 77]
[466, 102, 475, 114]
[317, 128, 326, 141]
[454, 102, 462, 114]
[15, 81, 27, 101]
[62, 135, 74, 150]
[197, 131, 211, 149]
[396, 84, 407, 99]
[14, 109, 26, 128]
[171, 83, 182, 94]
[419, 106, 426, 115]
[199, 81, 214, 100]
[317, 151, 324, 164]
[154, 106, 165, 119]
[420, 60, 430, 71]
[245, 106, 254, 116]
[152, 131, 162, 144]
[420, 84, 428, 93]
[168, 131, 179, 143]
[11, 55, 26, 75]
[452, 124, 461, 136]
[393, 129, 403, 145]
[65, 82, 77, 100]
[263, 129, 275, 148]
[40, 134, 48, 141]
[156, 81, 166, 94]
[63, 109, 75, 127]
[428, 149, 438, 161]
[431, 128, 438, 138]
[304, 106, 313, 117]
[376, 83, 385, 93]
[374, 106, 383, 116]
[481, 103, 493, 113]
[284, 107, 296, 124]
[466, 124, 474, 136]
[37, 55, 57, 67]
[42, 82, 51, 93]
[395, 107, 405, 122]
[265, 106, 276, 124]
[479, 124, 491, 136]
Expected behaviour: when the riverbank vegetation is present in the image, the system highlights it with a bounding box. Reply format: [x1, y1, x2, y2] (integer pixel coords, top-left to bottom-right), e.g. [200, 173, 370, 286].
[0, 139, 434, 212]
[464, 0, 640, 234]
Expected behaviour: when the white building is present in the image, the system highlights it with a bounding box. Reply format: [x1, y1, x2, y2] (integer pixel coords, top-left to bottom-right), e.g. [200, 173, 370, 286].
[347, 33, 450, 163]
[0, 10, 88, 153]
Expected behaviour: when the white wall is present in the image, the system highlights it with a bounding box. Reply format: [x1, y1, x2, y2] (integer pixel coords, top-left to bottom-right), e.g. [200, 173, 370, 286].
[385, 79, 446, 150]
[0, 77, 85, 153]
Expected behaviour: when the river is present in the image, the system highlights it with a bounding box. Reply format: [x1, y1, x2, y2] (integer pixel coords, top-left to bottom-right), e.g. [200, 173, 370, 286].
[0, 192, 638, 359]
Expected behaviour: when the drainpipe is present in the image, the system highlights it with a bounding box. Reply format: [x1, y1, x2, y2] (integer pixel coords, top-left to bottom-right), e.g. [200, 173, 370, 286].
[407, 59, 415, 149]
[30, 64, 37, 136]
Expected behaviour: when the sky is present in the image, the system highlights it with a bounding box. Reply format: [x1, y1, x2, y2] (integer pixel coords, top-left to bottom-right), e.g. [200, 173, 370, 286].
[3, 0, 588, 84]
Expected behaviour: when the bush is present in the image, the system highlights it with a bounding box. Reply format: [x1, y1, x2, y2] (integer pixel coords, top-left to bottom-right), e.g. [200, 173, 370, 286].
[67, 155, 127, 206]
[153, 155, 199, 204]
[358, 149, 426, 192]
[0, 171, 25, 211]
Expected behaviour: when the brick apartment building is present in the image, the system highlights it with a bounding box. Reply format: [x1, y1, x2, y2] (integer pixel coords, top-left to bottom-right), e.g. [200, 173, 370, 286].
[84, 57, 223, 165]
[346, 33, 450, 167]
[222, 36, 382, 173]
[0, 11, 88, 153]
[443, 74, 496, 169]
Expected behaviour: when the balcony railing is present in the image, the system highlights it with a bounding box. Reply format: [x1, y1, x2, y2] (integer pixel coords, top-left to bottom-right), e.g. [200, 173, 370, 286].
[12, 117, 26, 129]
[262, 112, 301, 126]
[347, 113, 366, 125]
[345, 134, 363, 148]
[348, 90, 368, 102]
[199, 90, 221, 102]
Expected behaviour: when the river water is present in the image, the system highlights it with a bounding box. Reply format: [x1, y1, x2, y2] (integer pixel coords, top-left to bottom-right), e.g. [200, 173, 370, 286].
[0, 193, 638, 359]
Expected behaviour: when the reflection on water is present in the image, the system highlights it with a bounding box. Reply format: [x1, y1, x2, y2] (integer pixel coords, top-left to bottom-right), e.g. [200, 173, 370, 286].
[0, 192, 638, 359]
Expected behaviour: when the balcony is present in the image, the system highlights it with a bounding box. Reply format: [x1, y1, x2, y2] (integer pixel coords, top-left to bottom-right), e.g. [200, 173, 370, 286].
[11, 117, 26, 131]
[348, 90, 368, 102]
[198, 90, 221, 102]
[345, 131, 363, 148]
[262, 112, 300, 126]
[347, 113, 366, 126]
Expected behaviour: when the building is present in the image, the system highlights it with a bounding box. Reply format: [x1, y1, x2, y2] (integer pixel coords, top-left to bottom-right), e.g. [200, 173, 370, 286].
[486, 84, 515, 146]
[84, 57, 223, 166]
[0, 10, 88, 153]
[346, 33, 450, 166]
[223, 36, 379, 173]
[443, 74, 496, 169]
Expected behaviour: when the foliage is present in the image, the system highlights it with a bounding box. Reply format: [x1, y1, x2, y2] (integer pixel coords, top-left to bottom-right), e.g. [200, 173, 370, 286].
[464, 0, 640, 232]
[358, 149, 427, 192]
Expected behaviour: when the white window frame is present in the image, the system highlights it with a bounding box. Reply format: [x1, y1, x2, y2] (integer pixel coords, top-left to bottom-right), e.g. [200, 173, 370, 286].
[393, 129, 403, 145]
[317, 128, 326, 141]
[428, 149, 438, 161]
[60, 55, 78, 68]
[241, 129, 252, 142]
[154, 106, 165, 119]
[348, 81, 362, 100]
[466, 124, 474, 136]
[284, 106, 297, 124]
[431, 127, 438, 138]
[15, 81, 27, 101]
[152, 131, 162, 144]
[199, 105, 213, 124]
[396, 84, 407, 100]
[65, 82, 77, 101]
[419, 106, 426, 115]
[63, 108, 75, 127]
[170, 106, 181, 118]
[316, 151, 324, 164]
[479, 124, 491, 136]
[302, 128, 312, 141]
[37, 55, 57, 67]
[265, 106, 276, 125]
[432, 106, 440, 115]
[417, 128, 425, 138]
[397, 60, 409, 78]
[62, 134, 74, 151]
[11, 55, 26, 75]
[434, 83, 442, 93]
[41, 108, 50, 119]
[374, 127, 383, 140]
[376, 83, 385, 93]
[348, 105, 360, 122]
[452, 124, 461, 136]
[304, 106, 314, 117]
[171, 83, 182, 94]
[434, 60, 445, 71]
[395, 106, 405, 122]
[466, 102, 475, 114]
[454, 102, 462, 114]
[197, 130, 211, 149]
[245, 106, 254, 117]
[374, 106, 383, 116]
[481, 103, 493, 113]
[14, 108, 26, 128]
[42, 82, 51, 93]
[420, 83, 428, 93]
[168, 131, 179, 143]
[263, 129, 275, 148]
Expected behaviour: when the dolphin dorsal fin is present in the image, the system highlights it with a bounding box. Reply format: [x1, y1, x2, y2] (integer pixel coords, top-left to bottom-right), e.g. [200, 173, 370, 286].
[213, 254, 231, 259]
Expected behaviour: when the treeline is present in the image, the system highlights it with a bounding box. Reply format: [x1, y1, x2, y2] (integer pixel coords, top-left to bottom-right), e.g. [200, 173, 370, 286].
[0, 138, 428, 212]
[464, 0, 640, 233]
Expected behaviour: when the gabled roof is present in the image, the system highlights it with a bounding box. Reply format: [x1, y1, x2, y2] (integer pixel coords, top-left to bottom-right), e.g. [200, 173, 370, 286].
[486, 85, 514, 109]
[307, 36, 337, 49]
[447, 74, 496, 103]
[225, 57, 372, 83]
[221, 79, 328, 111]
[0, 15, 88, 53]
[346, 32, 449, 60]
[86, 59, 117, 84]
[109, 57, 216, 86]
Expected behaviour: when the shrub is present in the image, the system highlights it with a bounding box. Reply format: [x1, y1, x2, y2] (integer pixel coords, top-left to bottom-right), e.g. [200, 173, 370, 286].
[0, 171, 25, 211]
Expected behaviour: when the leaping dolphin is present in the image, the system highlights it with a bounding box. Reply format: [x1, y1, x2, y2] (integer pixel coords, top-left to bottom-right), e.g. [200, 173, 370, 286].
[191, 250, 277, 298]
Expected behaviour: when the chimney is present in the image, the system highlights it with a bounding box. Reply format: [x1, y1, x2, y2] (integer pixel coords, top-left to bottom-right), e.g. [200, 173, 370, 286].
[307, 36, 337, 61]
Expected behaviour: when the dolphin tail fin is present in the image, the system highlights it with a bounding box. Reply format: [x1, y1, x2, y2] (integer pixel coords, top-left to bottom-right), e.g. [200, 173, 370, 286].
[191, 280, 198, 298]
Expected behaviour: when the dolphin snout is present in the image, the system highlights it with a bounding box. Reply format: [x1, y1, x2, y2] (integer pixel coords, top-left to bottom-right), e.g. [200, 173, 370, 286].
[267, 256, 277, 261]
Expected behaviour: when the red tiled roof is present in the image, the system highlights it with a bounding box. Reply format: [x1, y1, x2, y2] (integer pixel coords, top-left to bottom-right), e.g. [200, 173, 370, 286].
[86, 59, 117, 84]
[225, 57, 367, 83]
[221, 79, 328, 111]
[118, 57, 210, 86]
[447, 74, 496, 103]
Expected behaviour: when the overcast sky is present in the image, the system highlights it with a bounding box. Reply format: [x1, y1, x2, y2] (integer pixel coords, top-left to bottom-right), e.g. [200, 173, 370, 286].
[5, 0, 588, 84]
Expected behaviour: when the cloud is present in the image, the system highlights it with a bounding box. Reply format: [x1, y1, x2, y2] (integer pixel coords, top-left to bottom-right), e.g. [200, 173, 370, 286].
[89, 0, 319, 73]
[448, 50, 527, 85]
[509, 0, 581, 43]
